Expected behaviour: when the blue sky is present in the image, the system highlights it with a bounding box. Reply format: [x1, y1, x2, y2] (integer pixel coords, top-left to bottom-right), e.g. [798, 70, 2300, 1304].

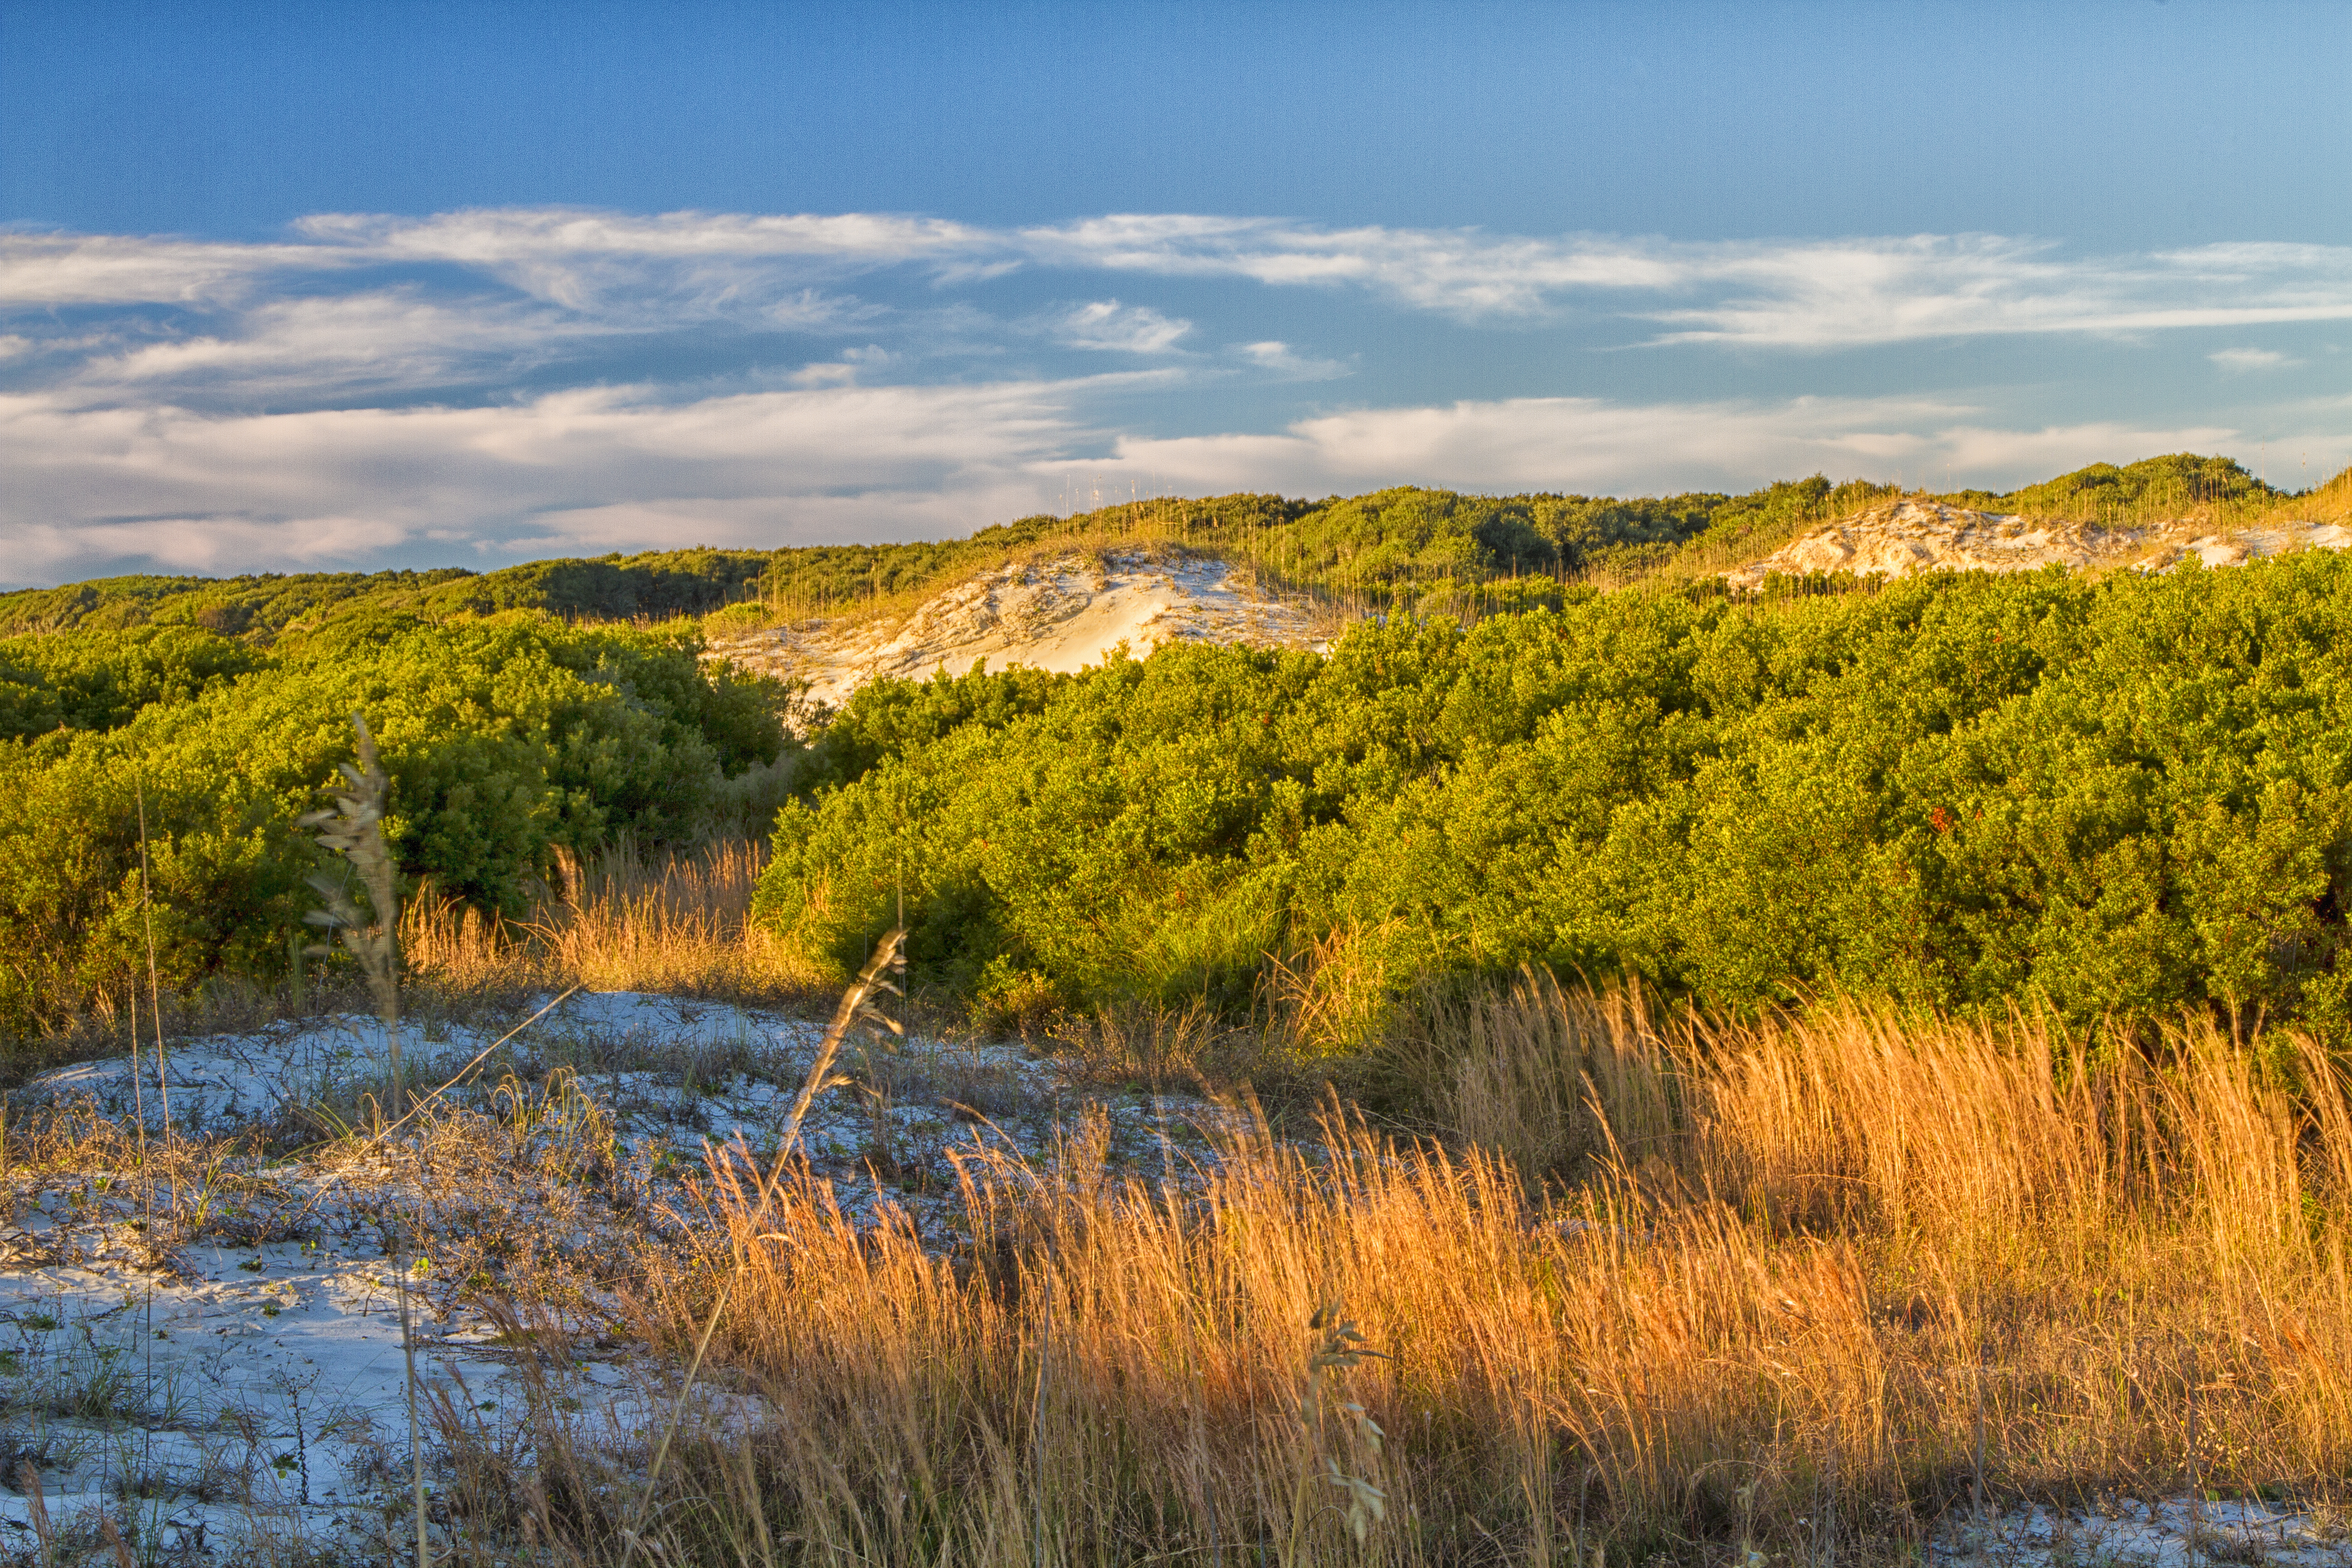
[3, 0, 2349, 587]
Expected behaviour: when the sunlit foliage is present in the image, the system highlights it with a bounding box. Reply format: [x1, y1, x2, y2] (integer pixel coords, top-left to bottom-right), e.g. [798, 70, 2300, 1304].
[759, 550, 2352, 1041]
[0, 613, 793, 1043]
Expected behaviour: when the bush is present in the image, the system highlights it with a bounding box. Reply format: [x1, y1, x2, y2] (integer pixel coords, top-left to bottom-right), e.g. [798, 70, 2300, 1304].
[759, 553, 2352, 1041]
[0, 612, 795, 1041]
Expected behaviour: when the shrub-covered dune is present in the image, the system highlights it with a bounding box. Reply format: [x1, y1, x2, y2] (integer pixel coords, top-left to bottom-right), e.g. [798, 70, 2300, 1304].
[5, 452, 2347, 1054]
[760, 549, 2352, 1041]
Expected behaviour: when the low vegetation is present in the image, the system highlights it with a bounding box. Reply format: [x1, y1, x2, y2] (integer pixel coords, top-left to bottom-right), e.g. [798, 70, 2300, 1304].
[443, 980, 2352, 1565]
[11, 452, 2330, 642]
[0, 613, 797, 1049]
[762, 546, 2352, 1044]
[6, 456, 2351, 1062]
[4, 454, 2352, 1561]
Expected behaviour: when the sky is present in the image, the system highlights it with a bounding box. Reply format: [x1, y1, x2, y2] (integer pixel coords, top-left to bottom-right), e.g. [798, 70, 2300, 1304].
[3, 1, 2350, 589]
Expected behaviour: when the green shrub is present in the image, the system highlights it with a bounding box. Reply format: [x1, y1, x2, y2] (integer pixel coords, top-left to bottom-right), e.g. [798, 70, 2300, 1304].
[759, 553, 2352, 1041]
[0, 612, 794, 1041]
[0, 624, 268, 739]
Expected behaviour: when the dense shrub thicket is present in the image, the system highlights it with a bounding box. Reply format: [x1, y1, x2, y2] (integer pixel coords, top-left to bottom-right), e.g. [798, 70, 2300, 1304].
[0, 614, 793, 1042]
[0, 554, 779, 641]
[758, 551, 2352, 1041]
[7, 454, 2338, 1051]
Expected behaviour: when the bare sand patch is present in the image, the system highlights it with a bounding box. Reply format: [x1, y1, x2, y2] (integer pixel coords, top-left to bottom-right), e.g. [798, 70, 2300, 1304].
[1726, 500, 2352, 590]
[710, 551, 1326, 711]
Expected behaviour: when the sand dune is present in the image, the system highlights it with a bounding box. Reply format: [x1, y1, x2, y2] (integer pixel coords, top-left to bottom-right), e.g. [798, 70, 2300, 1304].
[711, 550, 1328, 710]
[1726, 500, 2352, 590]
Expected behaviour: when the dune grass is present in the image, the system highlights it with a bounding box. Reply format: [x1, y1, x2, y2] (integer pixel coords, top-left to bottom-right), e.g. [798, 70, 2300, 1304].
[400, 839, 824, 1009]
[425, 972, 2352, 1566]
[14, 849, 2352, 1563]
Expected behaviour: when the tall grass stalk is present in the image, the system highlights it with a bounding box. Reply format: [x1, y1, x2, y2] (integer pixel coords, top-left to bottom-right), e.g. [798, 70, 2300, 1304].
[618, 925, 906, 1568]
[132, 776, 171, 1139]
[300, 713, 429, 1567]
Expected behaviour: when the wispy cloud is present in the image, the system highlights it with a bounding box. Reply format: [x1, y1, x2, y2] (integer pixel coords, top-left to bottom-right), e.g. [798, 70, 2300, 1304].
[0, 376, 2249, 587]
[0, 377, 1087, 584]
[1230, 340, 1349, 379]
[13, 211, 2352, 344]
[1642, 238, 2352, 348]
[0, 231, 362, 305]
[1050, 300, 1192, 353]
[62, 289, 608, 398]
[1073, 396, 2238, 497]
[4, 206, 2343, 585]
[2209, 345, 2297, 371]
[1018, 215, 1684, 317]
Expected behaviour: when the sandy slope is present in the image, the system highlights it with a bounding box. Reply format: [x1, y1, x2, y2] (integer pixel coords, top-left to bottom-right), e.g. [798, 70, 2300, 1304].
[710, 551, 1327, 712]
[1726, 500, 2352, 590]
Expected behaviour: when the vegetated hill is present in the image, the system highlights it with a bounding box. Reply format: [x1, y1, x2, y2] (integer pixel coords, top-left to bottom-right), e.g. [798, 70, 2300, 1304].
[1725, 498, 2352, 591]
[13, 453, 2328, 644]
[759, 546, 2352, 1045]
[5, 451, 2348, 1052]
[0, 553, 779, 641]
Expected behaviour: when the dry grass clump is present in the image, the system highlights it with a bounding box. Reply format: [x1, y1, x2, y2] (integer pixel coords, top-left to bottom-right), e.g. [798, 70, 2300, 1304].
[2264, 460, 2352, 526]
[440, 980, 2352, 1566]
[1367, 969, 1680, 1185]
[6, 840, 808, 1091]
[403, 839, 820, 1006]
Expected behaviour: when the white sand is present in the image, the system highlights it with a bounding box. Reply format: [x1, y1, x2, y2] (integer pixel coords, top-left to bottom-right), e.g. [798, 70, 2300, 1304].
[711, 551, 1327, 712]
[0, 994, 1236, 1560]
[1726, 502, 2352, 591]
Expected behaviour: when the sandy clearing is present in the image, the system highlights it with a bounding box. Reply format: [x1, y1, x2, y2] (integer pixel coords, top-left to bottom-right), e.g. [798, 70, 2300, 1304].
[0, 992, 1241, 1561]
[1931, 1495, 2352, 1568]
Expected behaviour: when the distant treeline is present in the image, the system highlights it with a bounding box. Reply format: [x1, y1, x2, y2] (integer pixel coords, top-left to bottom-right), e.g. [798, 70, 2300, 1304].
[759, 546, 2352, 1044]
[3, 453, 2299, 640]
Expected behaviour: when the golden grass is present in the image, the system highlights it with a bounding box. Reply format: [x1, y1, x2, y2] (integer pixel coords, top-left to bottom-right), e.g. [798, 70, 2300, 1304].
[455, 978, 2352, 1566]
[401, 839, 821, 1004]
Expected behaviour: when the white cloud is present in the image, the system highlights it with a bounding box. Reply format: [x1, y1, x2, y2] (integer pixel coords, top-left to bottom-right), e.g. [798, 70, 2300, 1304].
[785, 345, 894, 387]
[1021, 221, 2352, 341]
[6, 206, 2340, 585]
[0, 379, 1086, 583]
[1644, 238, 2352, 348]
[1052, 300, 1192, 353]
[63, 289, 606, 397]
[0, 231, 362, 305]
[0, 376, 2249, 587]
[1019, 215, 1684, 318]
[297, 206, 990, 266]
[1232, 340, 1349, 379]
[1066, 396, 2236, 498]
[2210, 346, 2295, 371]
[15, 211, 2352, 346]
